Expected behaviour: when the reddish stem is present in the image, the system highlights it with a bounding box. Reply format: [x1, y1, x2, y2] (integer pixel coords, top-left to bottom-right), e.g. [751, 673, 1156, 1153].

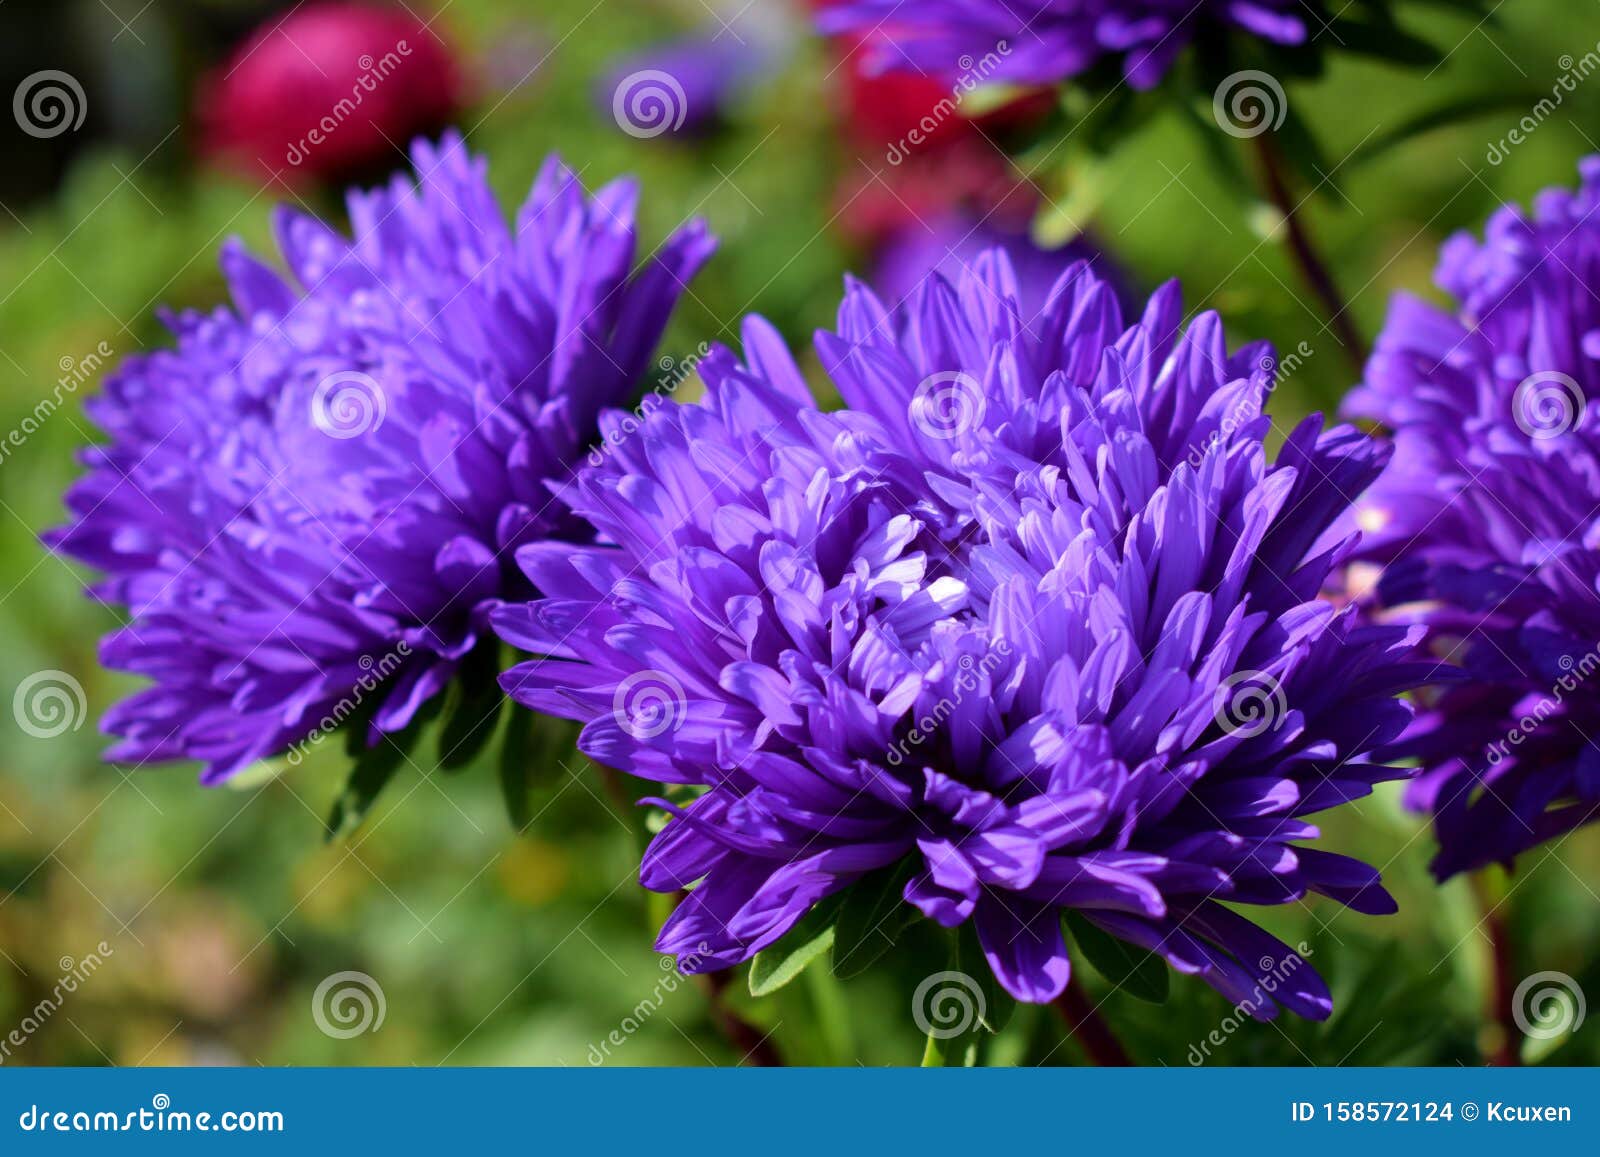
[1250, 132, 1368, 377]
[703, 970, 785, 1067]
[1053, 976, 1133, 1066]
[1473, 874, 1521, 1067]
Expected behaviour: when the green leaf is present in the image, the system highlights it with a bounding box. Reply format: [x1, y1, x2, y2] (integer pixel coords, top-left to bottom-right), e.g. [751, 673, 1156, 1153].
[1325, 16, 1445, 68]
[1031, 148, 1109, 247]
[498, 706, 537, 833]
[959, 83, 1033, 120]
[920, 1027, 980, 1067]
[1177, 99, 1254, 202]
[955, 921, 1016, 1035]
[749, 904, 838, 997]
[1064, 912, 1170, 1005]
[1345, 92, 1550, 170]
[1271, 101, 1341, 199]
[831, 861, 917, 979]
[498, 712, 583, 834]
[225, 755, 291, 791]
[437, 642, 505, 771]
[325, 729, 417, 842]
[917, 928, 1006, 1066]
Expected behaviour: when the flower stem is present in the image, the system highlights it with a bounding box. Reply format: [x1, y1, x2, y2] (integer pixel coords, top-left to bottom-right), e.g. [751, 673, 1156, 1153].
[1052, 975, 1132, 1066]
[1249, 132, 1367, 377]
[1471, 871, 1521, 1067]
[702, 970, 785, 1066]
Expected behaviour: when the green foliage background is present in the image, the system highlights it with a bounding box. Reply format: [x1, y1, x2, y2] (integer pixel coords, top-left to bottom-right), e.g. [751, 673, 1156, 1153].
[0, 0, 1597, 1066]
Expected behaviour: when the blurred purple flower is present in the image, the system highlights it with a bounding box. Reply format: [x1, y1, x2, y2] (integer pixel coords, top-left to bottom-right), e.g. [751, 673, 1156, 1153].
[48, 134, 714, 784]
[1347, 158, 1600, 879]
[817, 0, 1307, 89]
[870, 216, 1132, 321]
[497, 252, 1423, 1013]
[600, 18, 787, 139]
[601, 40, 752, 138]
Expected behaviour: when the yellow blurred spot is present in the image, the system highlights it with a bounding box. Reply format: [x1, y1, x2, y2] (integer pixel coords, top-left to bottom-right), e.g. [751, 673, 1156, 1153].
[497, 840, 569, 907]
[295, 845, 369, 926]
[0, 782, 37, 849]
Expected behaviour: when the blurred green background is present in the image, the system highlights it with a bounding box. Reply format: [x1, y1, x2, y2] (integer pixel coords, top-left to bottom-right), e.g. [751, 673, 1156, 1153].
[1, 0, 1598, 1067]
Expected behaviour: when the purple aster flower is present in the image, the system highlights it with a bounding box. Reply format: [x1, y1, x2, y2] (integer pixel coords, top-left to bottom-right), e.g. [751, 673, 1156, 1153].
[497, 252, 1424, 1014]
[816, 1, 1307, 90]
[48, 132, 714, 784]
[1346, 158, 1600, 879]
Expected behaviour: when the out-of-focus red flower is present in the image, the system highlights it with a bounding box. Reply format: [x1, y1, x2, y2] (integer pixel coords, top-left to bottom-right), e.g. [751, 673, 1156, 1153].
[834, 139, 1032, 245]
[833, 40, 970, 152]
[805, 0, 1052, 245]
[806, 0, 1052, 152]
[198, 2, 465, 186]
